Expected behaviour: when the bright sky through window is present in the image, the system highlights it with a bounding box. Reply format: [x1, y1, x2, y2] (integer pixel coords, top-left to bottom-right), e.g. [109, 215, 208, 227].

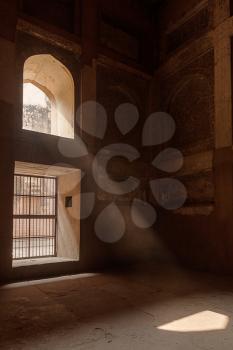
[23, 83, 52, 134]
[23, 83, 48, 107]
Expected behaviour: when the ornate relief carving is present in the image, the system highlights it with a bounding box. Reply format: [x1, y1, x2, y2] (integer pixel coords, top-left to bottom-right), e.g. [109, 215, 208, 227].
[168, 74, 214, 153]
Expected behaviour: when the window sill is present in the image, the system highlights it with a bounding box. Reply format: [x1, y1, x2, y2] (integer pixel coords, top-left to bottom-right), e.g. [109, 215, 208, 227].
[12, 257, 79, 268]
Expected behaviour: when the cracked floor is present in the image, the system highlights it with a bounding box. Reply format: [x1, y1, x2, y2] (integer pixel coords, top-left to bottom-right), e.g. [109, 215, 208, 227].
[1, 263, 233, 349]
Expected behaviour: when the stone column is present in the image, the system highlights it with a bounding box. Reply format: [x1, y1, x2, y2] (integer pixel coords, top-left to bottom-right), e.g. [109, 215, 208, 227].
[213, 0, 230, 27]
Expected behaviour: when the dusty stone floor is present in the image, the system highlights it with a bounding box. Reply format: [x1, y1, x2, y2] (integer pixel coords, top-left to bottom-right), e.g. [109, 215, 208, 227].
[1, 263, 233, 349]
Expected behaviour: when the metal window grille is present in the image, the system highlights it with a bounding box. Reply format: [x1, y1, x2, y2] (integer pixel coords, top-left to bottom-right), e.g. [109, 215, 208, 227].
[13, 174, 57, 260]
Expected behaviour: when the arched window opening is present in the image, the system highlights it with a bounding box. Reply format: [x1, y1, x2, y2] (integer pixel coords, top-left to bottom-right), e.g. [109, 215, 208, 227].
[23, 54, 75, 139]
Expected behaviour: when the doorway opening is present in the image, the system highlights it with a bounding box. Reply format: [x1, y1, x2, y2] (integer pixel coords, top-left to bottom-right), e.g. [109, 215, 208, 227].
[13, 174, 57, 260]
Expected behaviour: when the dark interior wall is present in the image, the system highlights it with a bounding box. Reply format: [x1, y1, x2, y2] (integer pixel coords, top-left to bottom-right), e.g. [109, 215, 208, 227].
[157, 0, 211, 63]
[1, 0, 233, 281]
[160, 50, 214, 154]
[20, 0, 77, 33]
[8, 14, 167, 278]
[94, 63, 170, 264]
[19, 0, 155, 71]
[152, 0, 233, 273]
[12, 0, 172, 276]
[99, 0, 155, 69]
[0, 0, 17, 280]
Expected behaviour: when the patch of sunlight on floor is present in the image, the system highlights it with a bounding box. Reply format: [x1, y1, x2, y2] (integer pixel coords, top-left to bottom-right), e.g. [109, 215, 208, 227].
[157, 311, 229, 332]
